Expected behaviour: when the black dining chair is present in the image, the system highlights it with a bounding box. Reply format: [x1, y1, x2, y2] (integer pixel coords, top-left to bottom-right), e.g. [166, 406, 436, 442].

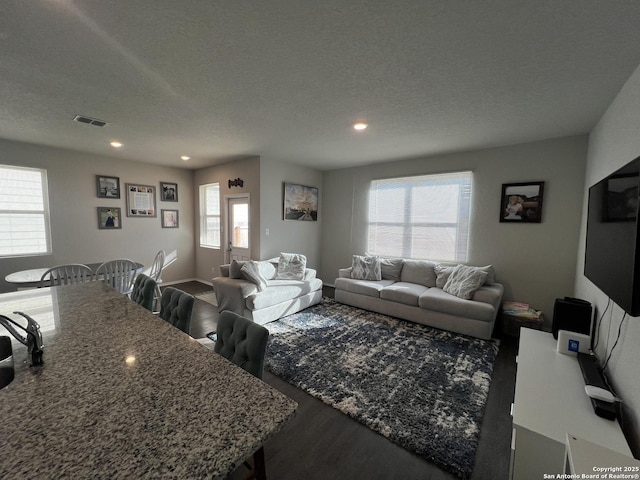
[214, 311, 269, 379]
[130, 274, 157, 312]
[214, 311, 270, 479]
[158, 287, 194, 334]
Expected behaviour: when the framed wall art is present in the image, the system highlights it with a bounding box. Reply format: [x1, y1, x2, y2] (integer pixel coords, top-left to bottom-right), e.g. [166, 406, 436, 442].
[160, 182, 178, 202]
[283, 182, 318, 221]
[97, 207, 122, 229]
[161, 209, 179, 228]
[500, 181, 544, 223]
[126, 183, 156, 217]
[96, 175, 120, 198]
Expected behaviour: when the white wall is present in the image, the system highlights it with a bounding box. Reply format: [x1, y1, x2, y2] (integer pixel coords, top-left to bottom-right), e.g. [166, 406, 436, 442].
[320, 135, 588, 324]
[259, 157, 323, 269]
[575, 63, 640, 456]
[193, 156, 261, 281]
[193, 156, 323, 278]
[0, 139, 195, 292]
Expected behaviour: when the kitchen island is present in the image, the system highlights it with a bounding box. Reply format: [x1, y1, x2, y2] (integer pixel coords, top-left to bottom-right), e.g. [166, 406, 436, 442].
[0, 282, 297, 479]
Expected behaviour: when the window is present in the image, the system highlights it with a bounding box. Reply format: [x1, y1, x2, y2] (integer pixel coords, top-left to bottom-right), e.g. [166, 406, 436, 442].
[367, 171, 472, 262]
[0, 165, 51, 257]
[199, 183, 221, 248]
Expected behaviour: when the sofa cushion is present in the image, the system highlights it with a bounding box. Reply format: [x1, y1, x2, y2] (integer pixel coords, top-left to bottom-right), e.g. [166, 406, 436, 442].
[380, 282, 429, 306]
[351, 255, 382, 281]
[380, 258, 404, 281]
[246, 278, 323, 310]
[334, 278, 394, 298]
[400, 260, 437, 287]
[418, 288, 497, 322]
[277, 253, 307, 280]
[443, 265, 488, 299]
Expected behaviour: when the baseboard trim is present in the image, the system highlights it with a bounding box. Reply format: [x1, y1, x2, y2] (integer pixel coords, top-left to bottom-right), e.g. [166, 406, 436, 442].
[162, 278, 213, 287]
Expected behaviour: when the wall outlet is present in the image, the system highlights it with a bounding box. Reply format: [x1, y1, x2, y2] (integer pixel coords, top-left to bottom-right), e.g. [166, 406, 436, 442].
[266, 228, 270, 236]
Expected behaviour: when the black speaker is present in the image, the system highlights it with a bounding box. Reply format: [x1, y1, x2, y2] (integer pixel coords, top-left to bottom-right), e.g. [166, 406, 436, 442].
[552, 297, 592, 339]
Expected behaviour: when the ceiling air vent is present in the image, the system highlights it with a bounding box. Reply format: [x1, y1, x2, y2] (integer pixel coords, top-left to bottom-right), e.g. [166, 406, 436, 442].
[73, 115, 108, 127]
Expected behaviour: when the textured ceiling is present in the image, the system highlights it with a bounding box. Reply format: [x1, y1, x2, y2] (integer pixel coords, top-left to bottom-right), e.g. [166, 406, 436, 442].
[2, 1, 640, 170]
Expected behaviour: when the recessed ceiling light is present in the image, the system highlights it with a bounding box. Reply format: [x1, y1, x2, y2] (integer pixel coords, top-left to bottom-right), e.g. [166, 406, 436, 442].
[110, 141, 123, 148]
[353, 122, 368, 131]
[180, 155, 190, 161]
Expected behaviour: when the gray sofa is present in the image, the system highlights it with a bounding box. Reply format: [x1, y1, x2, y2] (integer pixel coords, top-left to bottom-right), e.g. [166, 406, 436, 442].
[212, 257, 323, 325]
[334, 258, 504, 339]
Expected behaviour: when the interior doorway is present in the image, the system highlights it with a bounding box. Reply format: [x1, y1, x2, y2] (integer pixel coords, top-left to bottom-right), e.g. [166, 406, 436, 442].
[226, 194, 250, 263]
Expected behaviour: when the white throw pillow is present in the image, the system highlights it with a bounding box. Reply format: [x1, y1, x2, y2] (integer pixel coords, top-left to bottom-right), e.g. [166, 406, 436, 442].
[351, 255, 382, 281]
[443, 264, 488, 300]
[276, 253, 307, 280]
[241, 261, 268, 291]
[256, 260, 277, 280]
[435, 264, 456, 289]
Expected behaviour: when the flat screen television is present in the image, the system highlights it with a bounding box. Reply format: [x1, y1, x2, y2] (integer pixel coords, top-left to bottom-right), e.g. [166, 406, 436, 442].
[584, 156, 640, 316]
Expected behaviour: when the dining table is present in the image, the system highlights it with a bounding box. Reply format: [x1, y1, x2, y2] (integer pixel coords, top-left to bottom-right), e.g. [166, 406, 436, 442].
[4, 261, 144, 289]
[0, 282, 298, 479]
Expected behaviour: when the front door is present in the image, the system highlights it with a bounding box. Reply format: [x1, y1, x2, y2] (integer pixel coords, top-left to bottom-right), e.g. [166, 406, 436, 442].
[226, 195, 250, 262]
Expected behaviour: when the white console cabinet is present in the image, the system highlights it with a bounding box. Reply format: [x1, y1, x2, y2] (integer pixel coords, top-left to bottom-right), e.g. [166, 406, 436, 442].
[510, 329, 631, 480]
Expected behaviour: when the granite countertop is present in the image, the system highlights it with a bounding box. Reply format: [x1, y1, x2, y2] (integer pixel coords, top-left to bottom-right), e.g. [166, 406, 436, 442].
[0, 282, 297, 479]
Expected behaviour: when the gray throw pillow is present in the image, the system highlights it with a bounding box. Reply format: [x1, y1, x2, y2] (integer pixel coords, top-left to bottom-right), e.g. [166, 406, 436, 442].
[380, 258, 404, 281]
[276, 253, 307, 280]
[229, 259, 248, 279]
[351, 255, 382, 281]
[477, 265, 496, 285]
[241, 261, 268, 291]
[443, 264, 488, 300]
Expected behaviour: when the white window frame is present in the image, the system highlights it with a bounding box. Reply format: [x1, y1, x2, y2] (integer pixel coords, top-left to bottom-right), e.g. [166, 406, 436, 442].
[199, 182, 221, 249]
[367, 171, 472, 262]
[0, 165, 52, 257]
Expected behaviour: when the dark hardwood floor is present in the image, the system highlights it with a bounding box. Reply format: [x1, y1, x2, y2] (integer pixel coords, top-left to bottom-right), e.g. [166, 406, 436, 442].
[169, 281, 518, 480]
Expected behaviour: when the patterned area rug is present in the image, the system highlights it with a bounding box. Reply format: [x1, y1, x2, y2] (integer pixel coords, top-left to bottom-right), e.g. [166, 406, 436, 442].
[265, 298, 499, 479]
[195, 291, 217, 306]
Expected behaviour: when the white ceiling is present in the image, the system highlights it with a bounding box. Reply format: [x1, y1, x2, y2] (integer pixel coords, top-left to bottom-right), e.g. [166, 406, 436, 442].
[2, 1, 640, 170]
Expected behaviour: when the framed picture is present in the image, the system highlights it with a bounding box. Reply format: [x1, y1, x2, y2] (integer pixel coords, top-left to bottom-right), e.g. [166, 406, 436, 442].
[126, 183, 157, 217]
[283, 182, 318, 221]
[604, 174, 638, 222]
[97, 207, 122, 229]
[96, 175, 120, 198]
[500, 181, 544, 223]
[160, 182, 178, 202]
[161, 209, 179, 228]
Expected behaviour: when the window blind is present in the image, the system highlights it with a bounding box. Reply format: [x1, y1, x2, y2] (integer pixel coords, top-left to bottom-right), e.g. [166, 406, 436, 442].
[199, 183, 221, 248]
[367, 171, 472, 262]
[0, 165, 51, 257]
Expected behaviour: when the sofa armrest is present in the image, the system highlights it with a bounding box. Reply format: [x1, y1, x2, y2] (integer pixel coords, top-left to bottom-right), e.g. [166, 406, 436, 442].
[471, 283, 504, 311]
[338, 267, 352, 278]
[212, 276, 258, 314]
